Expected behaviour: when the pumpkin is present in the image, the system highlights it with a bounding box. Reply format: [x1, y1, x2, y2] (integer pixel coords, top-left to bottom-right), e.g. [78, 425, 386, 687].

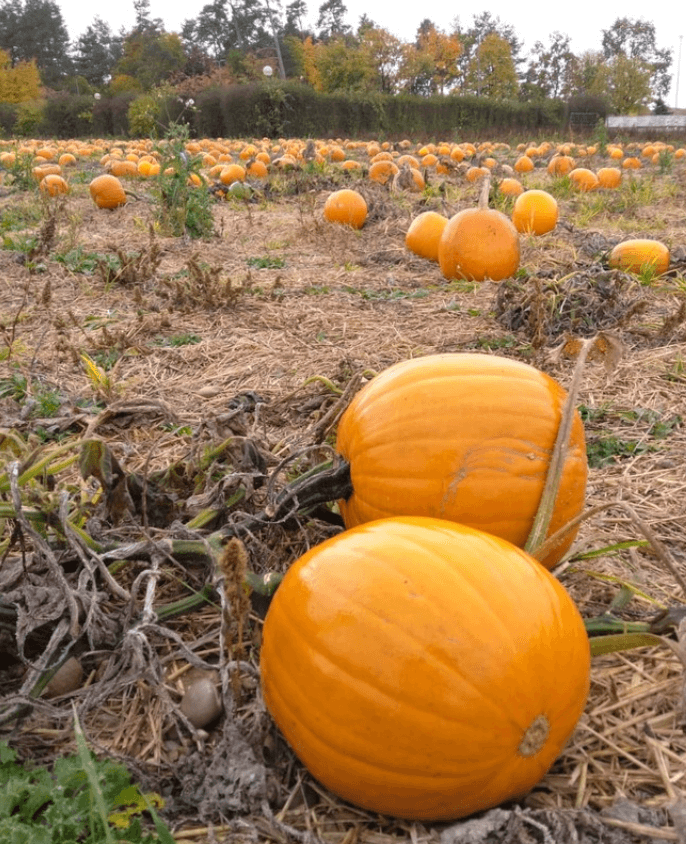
[335, 353, 588, 569]
[39, 174, 69, 196]
[108, 159, 137, 178]
[513, 155, 535, 173]
[596, 167, 622, 189]
[405, 211, 448, 262]
[368, 159, 399, 184]
[465, 165, 489, 182]
[89, 174, 127, 209]
[511, 189, 558, 236]
[546, 154, 575, 176]
[323, 188, 367, 229]
[569, 168, 599, 191]
[499, 177, 524, 196]
[260, 516, 591, 821]
[608, 238, 670, 276]
[219, 163, 246, 184]
[438, 177, 520, 282]
[246, 158, 269, 179]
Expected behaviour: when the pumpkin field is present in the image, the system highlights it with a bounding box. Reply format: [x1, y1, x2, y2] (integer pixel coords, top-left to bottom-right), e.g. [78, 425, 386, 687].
[1, 131, 686, 843]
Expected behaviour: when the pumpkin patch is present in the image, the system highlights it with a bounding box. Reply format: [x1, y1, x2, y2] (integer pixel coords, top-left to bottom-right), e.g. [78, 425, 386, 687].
[1, 127, 683, 840]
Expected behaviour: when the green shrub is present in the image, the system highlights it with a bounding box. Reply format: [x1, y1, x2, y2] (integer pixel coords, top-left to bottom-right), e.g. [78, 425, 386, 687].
[14, 99, 45, 136]
[127, 95, 160, 137]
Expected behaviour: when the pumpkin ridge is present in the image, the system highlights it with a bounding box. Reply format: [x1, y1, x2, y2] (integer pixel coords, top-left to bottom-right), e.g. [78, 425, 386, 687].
[272, 530, 557, 735]
[272, 585, 506, 730]
[266, 664, 501, 780]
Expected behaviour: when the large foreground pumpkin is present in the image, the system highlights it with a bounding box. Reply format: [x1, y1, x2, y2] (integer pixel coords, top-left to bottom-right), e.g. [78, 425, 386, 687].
[260, 516, 591, 821]
[335, 353, 587, 569]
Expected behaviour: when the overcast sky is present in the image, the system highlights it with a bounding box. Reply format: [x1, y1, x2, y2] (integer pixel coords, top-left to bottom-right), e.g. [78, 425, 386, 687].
[56, 0, 686, 108]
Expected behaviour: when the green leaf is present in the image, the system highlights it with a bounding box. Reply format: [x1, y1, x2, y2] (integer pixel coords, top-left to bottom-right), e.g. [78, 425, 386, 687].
[590, 632, 664, 656]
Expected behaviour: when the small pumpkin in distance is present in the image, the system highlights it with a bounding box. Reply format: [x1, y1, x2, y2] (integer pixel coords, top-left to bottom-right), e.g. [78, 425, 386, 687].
[405, 211, 448, 262]
[438, 176, 520, 282]
[39, 174, 69, 196]
[323, 188, 367, 229]
[513, 154, 535, 173]
[499, 177, 524, 196]
[260, 516, 591, 821]
[546, 154, 575, 176]
[511, 189, 558, 235]
[335, 352, 588, 569]
[608, 238, 670, 276]
[89, 174, 127, 209]
[569, 168, 599, 191]
[596, 167, 622, 189]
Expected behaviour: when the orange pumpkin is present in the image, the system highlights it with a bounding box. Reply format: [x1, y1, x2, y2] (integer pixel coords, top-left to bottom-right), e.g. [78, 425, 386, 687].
[513, 155, 535, 173]
[89, 174, 127, 209]
[438, 178, 520, 281]
[219, 163, 246, 184]
[405, 211, 449, 262]
[323, 188, 367, 229]
[260, 516, 591, 821]
[108, 159, 137, 178]
[368, 159, 399, 184]
[499, 177, 524, 196]
[569, 168, 599, 191]
[608, 239, 670, 276]
[596, 167, 622, 189]
[511, 189, 558, 235]
[39, 174, 69, 196]
[335, 353, 588, 569]
[546, 154, 575, 176]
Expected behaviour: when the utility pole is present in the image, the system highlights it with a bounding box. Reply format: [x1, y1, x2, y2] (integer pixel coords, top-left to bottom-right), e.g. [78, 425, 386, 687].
[677, 35, 683, 109]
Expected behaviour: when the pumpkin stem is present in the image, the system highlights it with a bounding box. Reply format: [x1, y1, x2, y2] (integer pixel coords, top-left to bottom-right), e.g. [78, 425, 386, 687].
[265, 459, 352, 522]
[477, 173, 491, 210]
[524, 337, 595, 562]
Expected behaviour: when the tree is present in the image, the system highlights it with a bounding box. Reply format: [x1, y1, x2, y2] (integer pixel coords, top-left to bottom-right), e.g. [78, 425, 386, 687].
[396, 40, 436, 95]
[114, 29, 186, 90]
[603, 53, 652, 113]
[316, 36, 375, 92]
[468, 33, 518, 99]
[316, 0, 349, 41]
[0, 46, 40, 100]
[601, 17, 671, 102]
[567, 50, 609, 97]
[72, 17, 123, 87]
[521, 32, 575, 100]
[358, 24, 402, 93]
[416, 22, 462, 94]
[0, 0, 72, 85]
[284, 0, 308, 38]
[453, 11, 523, 92]
[182, 0, 272, 60]
[396, 21, 461, 96]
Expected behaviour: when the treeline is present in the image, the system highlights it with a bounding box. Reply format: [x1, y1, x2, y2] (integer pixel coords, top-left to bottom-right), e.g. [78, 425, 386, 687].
[0, 0, 675, 138]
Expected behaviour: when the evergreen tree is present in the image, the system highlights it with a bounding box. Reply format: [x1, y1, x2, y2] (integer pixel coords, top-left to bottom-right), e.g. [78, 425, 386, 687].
[0, 0, 72, 85]
[72, 17, 123, 87]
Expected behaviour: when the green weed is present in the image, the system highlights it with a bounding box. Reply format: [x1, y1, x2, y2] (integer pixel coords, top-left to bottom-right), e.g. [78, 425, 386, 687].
[0, 734, 174, 843]
[153, 123, 214, 239]
[56, 247, 120, 275]
[247, 255, 286, 269]
[155, 333, 202, 347]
